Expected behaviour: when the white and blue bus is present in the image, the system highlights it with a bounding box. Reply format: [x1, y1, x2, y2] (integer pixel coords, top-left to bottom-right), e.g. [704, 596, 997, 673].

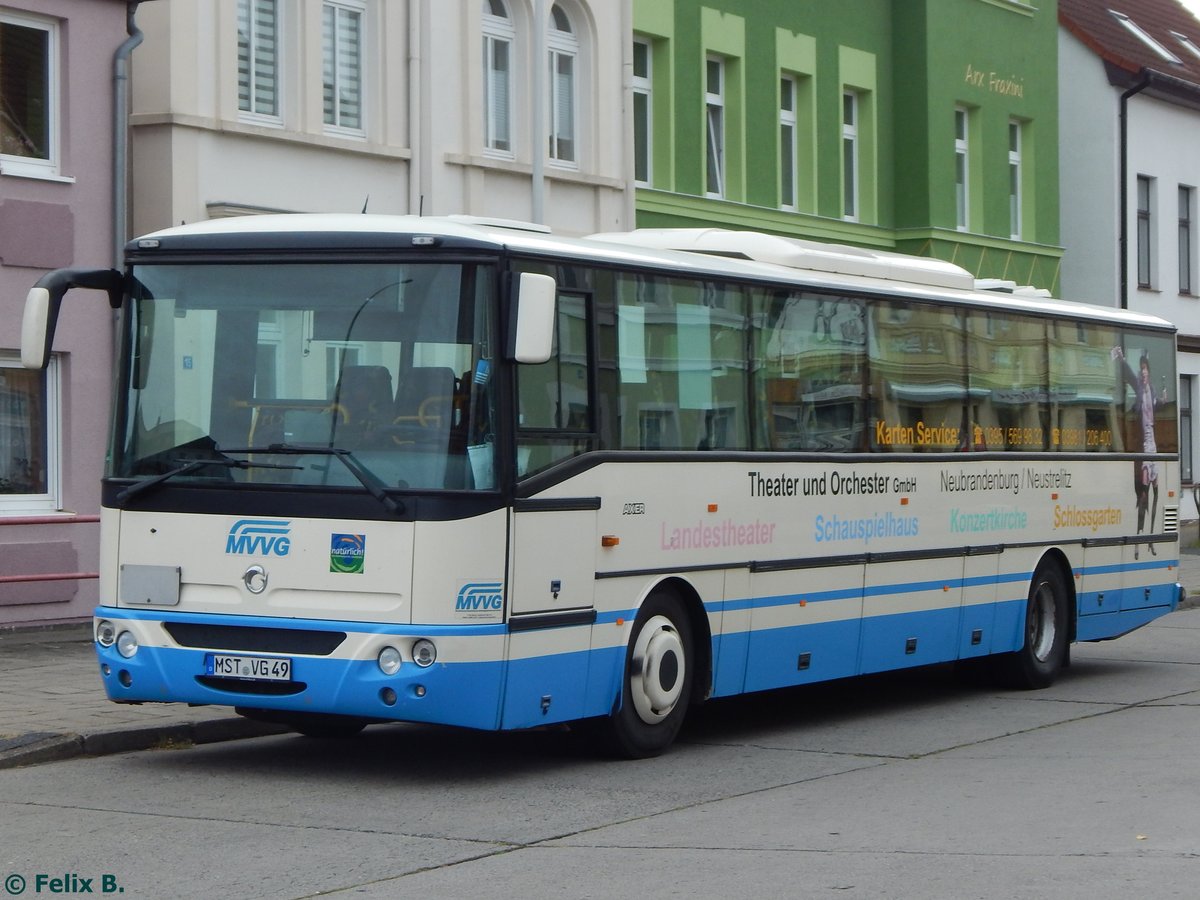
[22, 215, 1183, 757]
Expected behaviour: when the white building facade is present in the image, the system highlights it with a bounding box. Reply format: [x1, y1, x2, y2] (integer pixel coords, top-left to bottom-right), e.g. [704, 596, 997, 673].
[1059, 0, 1200, 512]
[129, 0, 633, 236]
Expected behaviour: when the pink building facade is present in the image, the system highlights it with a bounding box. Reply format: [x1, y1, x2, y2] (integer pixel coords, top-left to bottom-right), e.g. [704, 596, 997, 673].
[0, 0, 128, 627]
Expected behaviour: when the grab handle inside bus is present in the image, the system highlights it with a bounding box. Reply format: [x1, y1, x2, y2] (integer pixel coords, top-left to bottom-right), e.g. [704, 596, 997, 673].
[22, 268, 124, 370]
[510, 272, 556, 364]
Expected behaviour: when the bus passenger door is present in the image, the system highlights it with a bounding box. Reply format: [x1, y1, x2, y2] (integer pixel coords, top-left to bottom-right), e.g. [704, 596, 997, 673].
[502, 501, 598, 730]
[502, 288, 598, 728]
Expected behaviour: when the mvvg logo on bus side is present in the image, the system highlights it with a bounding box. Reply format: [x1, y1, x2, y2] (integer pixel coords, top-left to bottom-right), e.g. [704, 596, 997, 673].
[456, 582, 503, 616]
[226, 519, 292, 557]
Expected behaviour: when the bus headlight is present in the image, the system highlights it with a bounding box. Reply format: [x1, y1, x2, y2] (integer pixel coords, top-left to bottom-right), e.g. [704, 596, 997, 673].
[412, 639, 437, 668]
[377, 646, 402, 676]
[116, 631, 139, 659]
[96, 620, 117, 647]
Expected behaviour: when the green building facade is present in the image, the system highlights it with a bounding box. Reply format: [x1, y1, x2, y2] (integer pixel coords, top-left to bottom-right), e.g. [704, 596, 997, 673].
[633, 0, 1062, 293]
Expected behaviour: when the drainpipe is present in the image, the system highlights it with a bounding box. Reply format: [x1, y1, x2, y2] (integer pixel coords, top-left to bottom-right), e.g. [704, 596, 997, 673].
[113, 1, 145, 267]
[1118, 71, 1152, 310]
[408, 0, 423, 215]
[531, 0, 546, 224]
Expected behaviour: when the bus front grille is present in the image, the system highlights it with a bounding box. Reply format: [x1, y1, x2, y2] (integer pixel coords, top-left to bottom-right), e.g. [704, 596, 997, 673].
[165, 622, 346, 656]
[196, 676, 306, 696]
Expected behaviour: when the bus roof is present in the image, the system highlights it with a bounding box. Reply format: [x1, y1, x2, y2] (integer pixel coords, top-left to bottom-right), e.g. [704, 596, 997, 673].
[132, 214, 1175, 333]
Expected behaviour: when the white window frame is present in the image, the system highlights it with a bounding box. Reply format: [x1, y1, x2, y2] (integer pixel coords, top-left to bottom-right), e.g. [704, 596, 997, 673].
[1138, 174, 1154, 289]
[1110, 11, 1181, 64]
[237, 0, 283, 125]
[322, 0, 365, 137]
[1180, 185, 1194, 295]
[1008, 119, 1022, 240]
[633, 37, 652, 187]
[0, 354, 60, 514]
[842, 91, 859, 221]
[955, 106, 969, 231]
[483, 0, 515, 158]
[547, 3, 578, 167]
[1172, 31, 1200, 63]
[0, 10, 62, 180]
[705, 55, 725, 199]
[780, 75, 797, 210]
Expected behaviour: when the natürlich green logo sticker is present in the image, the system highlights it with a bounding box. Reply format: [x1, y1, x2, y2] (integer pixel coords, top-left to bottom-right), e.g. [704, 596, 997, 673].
[330, 533, 365, 573]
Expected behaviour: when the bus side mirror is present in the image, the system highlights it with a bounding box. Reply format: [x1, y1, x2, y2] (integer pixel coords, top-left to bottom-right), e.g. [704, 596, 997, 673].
[510, 272, 556, 364]
[21, 268, 124, 370]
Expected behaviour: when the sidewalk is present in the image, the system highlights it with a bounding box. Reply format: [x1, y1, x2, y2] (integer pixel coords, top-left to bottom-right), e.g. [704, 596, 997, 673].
[0, 626, 286, 769]
[3, 544, 1199, 770]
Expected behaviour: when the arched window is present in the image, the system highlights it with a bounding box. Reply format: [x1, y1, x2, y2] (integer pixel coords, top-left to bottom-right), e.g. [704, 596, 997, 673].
[547, 3, 577, 164]
[482, 0, 514, 155]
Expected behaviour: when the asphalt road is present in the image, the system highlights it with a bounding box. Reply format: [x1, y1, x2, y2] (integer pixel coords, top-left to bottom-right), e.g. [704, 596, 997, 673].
[2, 604, 1198, 899]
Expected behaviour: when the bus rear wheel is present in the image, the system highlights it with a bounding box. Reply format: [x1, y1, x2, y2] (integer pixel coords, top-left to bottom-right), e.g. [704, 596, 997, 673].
[600, 590, 694, 759]
[995, 561, 1069, 689]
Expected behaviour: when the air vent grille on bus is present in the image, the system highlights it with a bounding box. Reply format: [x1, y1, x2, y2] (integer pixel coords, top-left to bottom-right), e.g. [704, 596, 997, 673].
[1163, 506, 1179, 534]
[164, 622, 346, 656]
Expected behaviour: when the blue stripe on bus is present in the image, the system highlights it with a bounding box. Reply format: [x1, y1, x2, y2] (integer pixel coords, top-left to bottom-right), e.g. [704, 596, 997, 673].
[92, 555, 1179, 730]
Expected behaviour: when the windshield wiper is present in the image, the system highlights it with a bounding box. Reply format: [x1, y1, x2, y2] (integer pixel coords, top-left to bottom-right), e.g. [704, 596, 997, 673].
[115, 456, 302, 504]
[259, 444, 405, 516]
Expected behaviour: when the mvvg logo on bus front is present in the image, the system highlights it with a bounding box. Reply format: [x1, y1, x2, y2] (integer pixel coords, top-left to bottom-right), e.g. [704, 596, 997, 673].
[226, 519, 292, 556]
[456, 582, 503, 618]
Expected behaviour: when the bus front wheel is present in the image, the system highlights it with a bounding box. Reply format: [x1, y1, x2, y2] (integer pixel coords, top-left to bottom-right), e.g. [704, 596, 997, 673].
[996, 561, 1069, 689]
[601, 590, 694, 759]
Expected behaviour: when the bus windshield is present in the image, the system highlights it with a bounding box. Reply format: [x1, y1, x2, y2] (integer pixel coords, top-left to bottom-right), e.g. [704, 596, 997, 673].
[111, 261, 499, 493]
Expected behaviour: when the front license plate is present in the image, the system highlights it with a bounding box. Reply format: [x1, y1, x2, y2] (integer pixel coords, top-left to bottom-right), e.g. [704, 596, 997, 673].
[205, 653, 292, 682]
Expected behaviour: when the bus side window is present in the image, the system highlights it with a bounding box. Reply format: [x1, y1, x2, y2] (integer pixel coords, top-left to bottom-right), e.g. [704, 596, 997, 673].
[755, 291, 866, 452]
[869, 301, 966, 452]
[517, 290, 593, 476]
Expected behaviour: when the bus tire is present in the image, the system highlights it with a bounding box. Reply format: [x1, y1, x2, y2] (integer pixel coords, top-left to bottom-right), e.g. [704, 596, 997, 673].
[995, 561, 1069, 690]
[600, 590, 694, 759]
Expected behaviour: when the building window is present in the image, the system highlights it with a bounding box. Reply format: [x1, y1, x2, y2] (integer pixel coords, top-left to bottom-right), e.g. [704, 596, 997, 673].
[547, 4, 577, 165]
[483, 0, 513, 156]
[633, 37, 651, 186]
[705, 56, 725, 198]
[842, 91, 859, 220]
[780, 76, 797, 210]
[1180, 185, 1194, 295]
[0, 356, 59, 512]
[1008, 120, 1022, 240]
[238, 0, 280, 121]
[1172, 31, 1200, 62]
[322, 1, 363, 134]
[1181, 375, 1194, 483]
[0, 11, 58, 178]
[1110, 11, 1182, 64]
[955, 106, 969, 231]
[1138, 175, 1153, 289]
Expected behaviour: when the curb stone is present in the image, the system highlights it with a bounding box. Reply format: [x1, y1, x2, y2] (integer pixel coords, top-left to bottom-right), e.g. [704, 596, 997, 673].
[0, 719, 289, 771]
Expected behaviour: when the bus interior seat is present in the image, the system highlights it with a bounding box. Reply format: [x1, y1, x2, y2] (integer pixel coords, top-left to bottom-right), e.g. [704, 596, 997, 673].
[395, 366, 458, 430]
[335, 366, 394, 424]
